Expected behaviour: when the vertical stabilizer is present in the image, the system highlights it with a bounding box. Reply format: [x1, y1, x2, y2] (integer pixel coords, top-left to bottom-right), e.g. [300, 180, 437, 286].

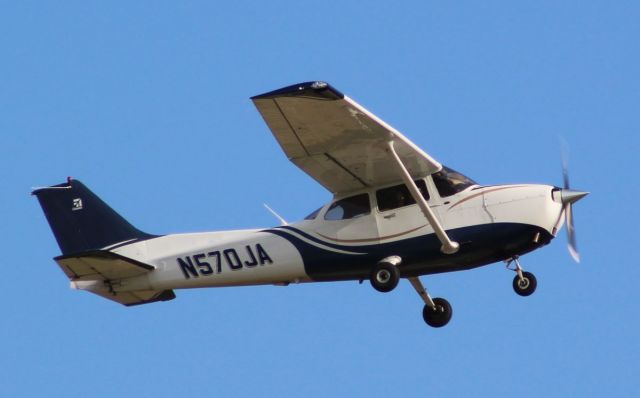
[33, 179, 156, 255]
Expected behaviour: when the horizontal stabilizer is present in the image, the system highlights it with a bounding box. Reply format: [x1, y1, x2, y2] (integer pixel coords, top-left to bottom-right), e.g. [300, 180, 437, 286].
[55, 250, 176, 306]
[55, 250, 154, 281]
[70, 283, 176, 307]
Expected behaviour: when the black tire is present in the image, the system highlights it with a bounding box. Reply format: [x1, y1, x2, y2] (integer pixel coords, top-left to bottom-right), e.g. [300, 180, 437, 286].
[369, 262, 400, 293]
[422, 297, 452, 328]
[513, 271, 537, 296]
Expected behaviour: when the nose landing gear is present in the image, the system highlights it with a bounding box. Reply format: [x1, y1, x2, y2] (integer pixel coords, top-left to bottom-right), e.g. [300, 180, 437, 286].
[506, 256, 537, 296]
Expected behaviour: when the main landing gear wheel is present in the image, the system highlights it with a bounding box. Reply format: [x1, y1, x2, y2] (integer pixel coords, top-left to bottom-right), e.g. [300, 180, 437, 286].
[370, 261, 400, 293]
[513, 271, 537, 296]
[422, 298, 452, 328]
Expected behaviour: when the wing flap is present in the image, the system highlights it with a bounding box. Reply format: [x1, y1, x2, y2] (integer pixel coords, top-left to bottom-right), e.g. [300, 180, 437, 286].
[293, 154, 369, 193]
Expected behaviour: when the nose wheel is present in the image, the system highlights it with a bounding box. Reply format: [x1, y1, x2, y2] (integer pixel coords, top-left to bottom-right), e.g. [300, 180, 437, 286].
[513, 271, 537, 296]
[507, 256, 537, 296]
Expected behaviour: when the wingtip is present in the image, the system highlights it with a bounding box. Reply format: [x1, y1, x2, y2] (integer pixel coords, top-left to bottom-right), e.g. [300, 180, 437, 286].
[251, 81, 344, 101]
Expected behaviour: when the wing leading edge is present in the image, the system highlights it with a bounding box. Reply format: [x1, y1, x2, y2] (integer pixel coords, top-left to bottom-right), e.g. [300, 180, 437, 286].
[251, 81, 442, 194]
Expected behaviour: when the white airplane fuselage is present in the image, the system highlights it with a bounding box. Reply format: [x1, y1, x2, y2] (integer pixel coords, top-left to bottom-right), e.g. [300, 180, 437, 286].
[35, 81, 588, 327]
[103, 181, 564, 296]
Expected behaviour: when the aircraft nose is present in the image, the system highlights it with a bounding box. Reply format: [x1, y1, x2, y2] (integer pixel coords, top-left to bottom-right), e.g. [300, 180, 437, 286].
[560, 189, 589, 205]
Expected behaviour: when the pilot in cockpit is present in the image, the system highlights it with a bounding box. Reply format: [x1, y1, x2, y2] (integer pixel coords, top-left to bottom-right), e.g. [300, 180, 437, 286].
[394, 190, 409, 208]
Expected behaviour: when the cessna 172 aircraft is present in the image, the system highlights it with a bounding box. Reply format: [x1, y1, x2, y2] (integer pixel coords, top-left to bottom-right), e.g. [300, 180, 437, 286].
[33, 81, 588, 328]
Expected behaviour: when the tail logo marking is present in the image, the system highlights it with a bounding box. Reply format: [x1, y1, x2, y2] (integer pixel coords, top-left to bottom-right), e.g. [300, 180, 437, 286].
[72, 198, 83, 211]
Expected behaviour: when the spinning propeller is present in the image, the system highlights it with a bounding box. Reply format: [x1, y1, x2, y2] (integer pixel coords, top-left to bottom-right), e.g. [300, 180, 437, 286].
[559, 151, 589, 263]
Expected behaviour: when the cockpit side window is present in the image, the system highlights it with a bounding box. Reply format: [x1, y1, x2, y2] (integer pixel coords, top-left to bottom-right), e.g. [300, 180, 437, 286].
[324, 193, 371, 221]
[432, 166, 477, 198]
[376, 180, 430, 212]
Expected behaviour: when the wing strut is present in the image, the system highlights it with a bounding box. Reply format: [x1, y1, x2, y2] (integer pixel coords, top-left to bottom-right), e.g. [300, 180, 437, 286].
[386, 141, 459, 254]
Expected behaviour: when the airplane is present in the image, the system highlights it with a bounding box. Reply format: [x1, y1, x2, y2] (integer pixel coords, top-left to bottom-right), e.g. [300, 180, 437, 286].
[33, 81, 588, 328]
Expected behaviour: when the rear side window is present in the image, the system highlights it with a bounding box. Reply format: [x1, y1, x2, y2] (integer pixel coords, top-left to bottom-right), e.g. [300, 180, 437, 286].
[324, 193, 371, 220]
[376, 180, 430, 212]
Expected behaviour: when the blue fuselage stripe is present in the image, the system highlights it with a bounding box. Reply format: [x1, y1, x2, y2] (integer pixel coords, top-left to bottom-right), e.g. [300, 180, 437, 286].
[264, 223, 553, 281]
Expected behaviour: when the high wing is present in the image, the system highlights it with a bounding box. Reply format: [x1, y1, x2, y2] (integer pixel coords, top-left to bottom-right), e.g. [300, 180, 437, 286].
[251, 81, 442, 195]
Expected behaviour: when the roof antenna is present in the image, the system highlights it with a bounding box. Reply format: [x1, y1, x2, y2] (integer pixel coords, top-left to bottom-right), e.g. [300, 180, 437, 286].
[263, 203, 288, 226]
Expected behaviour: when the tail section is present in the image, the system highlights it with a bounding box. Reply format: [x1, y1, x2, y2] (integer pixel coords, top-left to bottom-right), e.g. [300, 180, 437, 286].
[32, 178, 157, 255]
[33, 179, 174, 306]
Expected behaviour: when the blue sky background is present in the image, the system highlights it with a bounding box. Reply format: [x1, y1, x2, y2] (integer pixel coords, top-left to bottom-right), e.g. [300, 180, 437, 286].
[2, 1, 638, 396]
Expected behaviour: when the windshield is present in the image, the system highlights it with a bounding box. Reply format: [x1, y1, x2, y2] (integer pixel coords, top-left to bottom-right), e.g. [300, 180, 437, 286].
[432, 166, 477, 197]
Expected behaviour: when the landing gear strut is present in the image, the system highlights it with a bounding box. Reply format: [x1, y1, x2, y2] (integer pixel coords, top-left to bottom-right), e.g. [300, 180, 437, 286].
[507, 256, 537, 296]
[369, 256, 452, 328]
[409, 277, 452, 328]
